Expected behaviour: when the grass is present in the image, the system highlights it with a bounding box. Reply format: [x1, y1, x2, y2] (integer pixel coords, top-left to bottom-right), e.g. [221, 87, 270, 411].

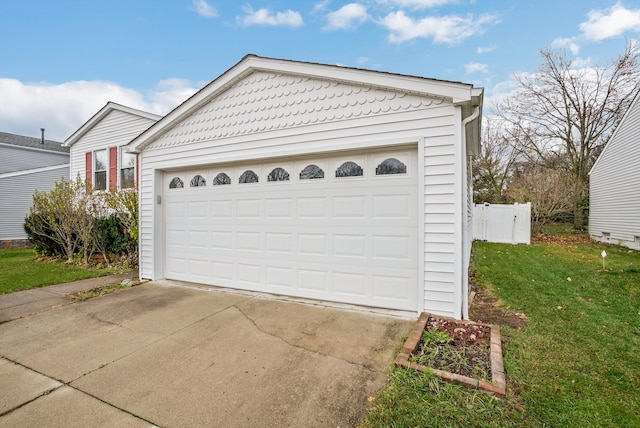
[360, 239, 640, 427]
[0, 247, 126, 294]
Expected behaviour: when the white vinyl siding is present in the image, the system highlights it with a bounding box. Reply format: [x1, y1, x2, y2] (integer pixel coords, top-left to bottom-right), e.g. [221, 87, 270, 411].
[590, 92, 640, 250]
[137, 71, 470, 318]
[68, 109, 156, 185]
[0, 165, 69, 240]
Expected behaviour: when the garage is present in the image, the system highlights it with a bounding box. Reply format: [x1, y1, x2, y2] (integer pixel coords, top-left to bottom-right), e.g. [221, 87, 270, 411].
[129, 55, 483, 319]
[163, 149, 418, 311]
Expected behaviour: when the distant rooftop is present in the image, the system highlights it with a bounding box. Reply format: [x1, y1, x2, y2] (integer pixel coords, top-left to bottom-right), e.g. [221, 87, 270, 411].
[0, 131, 69, 154]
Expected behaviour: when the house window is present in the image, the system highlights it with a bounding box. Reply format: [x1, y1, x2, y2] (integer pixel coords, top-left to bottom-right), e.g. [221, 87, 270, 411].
[120, 149, 136, 189]
[94, 149, 107, 190]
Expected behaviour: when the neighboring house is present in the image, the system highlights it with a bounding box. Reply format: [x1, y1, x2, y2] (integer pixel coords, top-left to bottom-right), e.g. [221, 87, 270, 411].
[126, 55, 483, 319]
[0, 131, 70, 243]
[589, 90, 640, 250]
[64, 102, 162, 191]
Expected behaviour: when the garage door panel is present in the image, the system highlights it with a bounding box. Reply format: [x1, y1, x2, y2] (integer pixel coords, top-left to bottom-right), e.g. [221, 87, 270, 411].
[238, 263, 262, 284]
[297, 197, 329, 219]
[211, 230, 233, 250]
[332, 196, 367, 219]
[211, 200, 233, 218]
[237, 199, 261, 218]
[212, 261, 234, 281]
[373, 194, 413, 219]
[373, 274, 413, 301]
[189, 259, 210, 279]
[266, 266, 294, 289]
[373, 235, 413, 260]
[265, 232, 293, 254]
[265, 198, 293, 218]
[333, 234, 367, 258]
[297, 269, 329, 292]
[164, 149, 418, 311]
[333, 272, 367, 297]
[188, 230, 209, 249]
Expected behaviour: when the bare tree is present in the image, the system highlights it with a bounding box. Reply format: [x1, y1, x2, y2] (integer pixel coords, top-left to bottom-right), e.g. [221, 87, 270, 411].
[506, 162, 573, 235]
[473, 118, 522, 204]
[495, 40, 640, 228]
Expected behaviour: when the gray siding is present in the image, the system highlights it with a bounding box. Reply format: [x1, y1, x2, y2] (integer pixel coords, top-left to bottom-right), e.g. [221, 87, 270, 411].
[0, 145, 69, 174]
[589, 92, 640, 250]
[0, 165, 69, 240]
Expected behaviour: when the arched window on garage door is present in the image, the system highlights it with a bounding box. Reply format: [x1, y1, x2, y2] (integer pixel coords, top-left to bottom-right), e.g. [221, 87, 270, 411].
[190, 175, 206, 187]
[300, 164, 324, 180]
[169, 177, 184, 189]
[335, 161, 363, 177]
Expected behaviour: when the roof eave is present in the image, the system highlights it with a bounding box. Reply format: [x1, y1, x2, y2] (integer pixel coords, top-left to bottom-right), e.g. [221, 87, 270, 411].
[128, 55, 481, 153]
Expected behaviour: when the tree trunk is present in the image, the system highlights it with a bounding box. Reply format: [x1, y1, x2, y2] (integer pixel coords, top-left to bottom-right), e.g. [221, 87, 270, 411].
[572, 184, 585, 230]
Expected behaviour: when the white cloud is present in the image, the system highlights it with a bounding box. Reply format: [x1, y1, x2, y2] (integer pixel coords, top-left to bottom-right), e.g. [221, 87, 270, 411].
[238, 5, 304, 27]
[571, 57, 593, 69]
[551, 37, 580, 55]
[378, 0, 457, 9]
[324, 3, 369, 30]
[465, 62, 488, 74]
[191, 0, 218, 18]
[311, 0, 331, 14]
[0, 78, 197, 141]
[379, 11, 499, 44]
[476, 45, 495, 54]
[580, 3, 640, 41]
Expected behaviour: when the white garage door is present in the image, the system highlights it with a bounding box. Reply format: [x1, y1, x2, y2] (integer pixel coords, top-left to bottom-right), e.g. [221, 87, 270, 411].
[164, 149, 418, 311]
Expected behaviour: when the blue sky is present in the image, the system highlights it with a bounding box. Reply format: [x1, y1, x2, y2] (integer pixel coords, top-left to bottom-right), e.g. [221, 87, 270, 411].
[1, 0, 640, 141]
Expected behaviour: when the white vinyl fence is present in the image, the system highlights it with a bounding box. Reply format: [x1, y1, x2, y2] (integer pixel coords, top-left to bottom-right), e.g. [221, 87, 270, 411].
[473, 202, 531, 244]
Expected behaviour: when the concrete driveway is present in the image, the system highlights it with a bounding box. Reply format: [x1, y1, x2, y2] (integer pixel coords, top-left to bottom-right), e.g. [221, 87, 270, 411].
[0, 276, 413, 427]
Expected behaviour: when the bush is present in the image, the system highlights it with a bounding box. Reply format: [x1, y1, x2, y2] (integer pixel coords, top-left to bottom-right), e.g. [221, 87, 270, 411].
[23, 178, 139, 265]
[24, 212, 67, 257]
[94, 214, 136, 256]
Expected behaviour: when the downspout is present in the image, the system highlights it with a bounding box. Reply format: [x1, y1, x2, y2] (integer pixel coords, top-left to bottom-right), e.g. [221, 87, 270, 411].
[460, 105, 480, 320]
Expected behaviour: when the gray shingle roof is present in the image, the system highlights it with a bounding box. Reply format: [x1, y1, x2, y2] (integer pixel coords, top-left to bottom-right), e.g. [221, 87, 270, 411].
[0, 131, 69, 153]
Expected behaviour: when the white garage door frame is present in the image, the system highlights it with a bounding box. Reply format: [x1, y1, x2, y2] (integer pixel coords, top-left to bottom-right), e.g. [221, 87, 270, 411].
[161, 147, 420, 311]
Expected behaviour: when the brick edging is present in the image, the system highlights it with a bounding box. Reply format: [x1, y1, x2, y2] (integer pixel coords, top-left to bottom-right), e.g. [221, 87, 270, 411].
[395, 312, 506, 399]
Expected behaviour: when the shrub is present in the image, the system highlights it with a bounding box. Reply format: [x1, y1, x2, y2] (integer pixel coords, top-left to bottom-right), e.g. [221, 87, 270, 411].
[23, 212, 66, 257]
[94, 214, 136, 256]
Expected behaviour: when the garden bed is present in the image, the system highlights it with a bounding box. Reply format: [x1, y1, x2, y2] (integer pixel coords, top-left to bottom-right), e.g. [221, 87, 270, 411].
[395, 313, 506, 398]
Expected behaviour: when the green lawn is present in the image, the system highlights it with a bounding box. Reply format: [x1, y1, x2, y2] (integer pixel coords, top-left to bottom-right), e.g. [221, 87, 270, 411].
[0, 247, 121, 294]
[361, 240, 640, 427]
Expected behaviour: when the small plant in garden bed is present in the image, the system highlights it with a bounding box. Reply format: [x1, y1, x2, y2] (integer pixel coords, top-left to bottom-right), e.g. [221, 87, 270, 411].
[410, 316, 492, 381]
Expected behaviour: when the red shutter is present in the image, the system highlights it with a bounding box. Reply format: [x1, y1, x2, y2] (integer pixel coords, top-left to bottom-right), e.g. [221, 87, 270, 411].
[85, 151, 92, 192]
[109, 146, 118, 191]
[135, 154, 139, 189]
